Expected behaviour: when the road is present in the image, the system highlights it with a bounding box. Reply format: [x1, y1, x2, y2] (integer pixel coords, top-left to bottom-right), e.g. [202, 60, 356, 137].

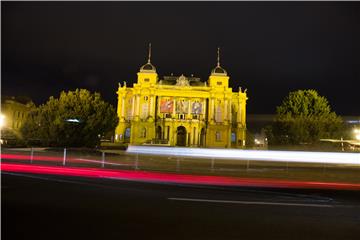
[2, 172, 360, 240]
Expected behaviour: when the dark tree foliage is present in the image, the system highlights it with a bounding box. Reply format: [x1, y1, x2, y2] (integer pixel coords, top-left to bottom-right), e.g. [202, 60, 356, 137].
[267, 90, 343, 145]
[21, 89, 118, 147]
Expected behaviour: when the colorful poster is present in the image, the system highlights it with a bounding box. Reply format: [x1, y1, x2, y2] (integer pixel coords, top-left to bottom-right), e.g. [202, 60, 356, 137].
[192, 101, 202, 114]
[176, 100, 189, 114]
[160, 98, 174, 113]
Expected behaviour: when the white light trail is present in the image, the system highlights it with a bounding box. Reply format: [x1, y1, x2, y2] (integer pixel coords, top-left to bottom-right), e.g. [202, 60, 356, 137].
[65, 118, 81, 123]
[127, 146, 360, 165]
[168, 198, 333, 208]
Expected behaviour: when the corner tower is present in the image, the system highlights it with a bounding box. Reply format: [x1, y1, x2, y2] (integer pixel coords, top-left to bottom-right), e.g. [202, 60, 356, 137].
[208, 48, 229, 88]
[137, 43, 158, 86]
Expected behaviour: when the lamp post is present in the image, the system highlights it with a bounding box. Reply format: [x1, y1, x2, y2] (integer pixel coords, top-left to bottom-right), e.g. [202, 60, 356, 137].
[354, 129, 360, 141]
[0, 114, 5, 129]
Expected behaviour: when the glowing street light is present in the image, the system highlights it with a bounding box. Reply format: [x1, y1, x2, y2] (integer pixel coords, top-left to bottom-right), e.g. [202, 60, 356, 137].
[354, 129, 360, 141]
[0, 114, 5, 129]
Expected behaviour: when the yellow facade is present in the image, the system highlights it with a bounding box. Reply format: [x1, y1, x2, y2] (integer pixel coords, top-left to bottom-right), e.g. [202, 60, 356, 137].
[1, 98, 34, 142]
[115, 47, 247, 148]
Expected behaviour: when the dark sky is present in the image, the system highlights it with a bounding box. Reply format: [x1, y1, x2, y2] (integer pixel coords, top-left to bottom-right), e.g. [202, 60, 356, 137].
[2, 1, 360, 115]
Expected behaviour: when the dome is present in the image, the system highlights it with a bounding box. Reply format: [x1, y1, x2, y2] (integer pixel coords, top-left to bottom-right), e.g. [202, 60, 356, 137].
[211, 66, 227, 76]
[211, 47, 227, 76]
[140, 62, 156, 72]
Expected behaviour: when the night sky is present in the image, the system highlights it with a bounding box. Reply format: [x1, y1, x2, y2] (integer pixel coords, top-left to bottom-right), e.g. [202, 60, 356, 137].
[2, 1, 360, 115]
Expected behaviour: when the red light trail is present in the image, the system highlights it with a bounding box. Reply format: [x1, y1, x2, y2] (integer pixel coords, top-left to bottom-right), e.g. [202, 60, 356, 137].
[2, 163, 360, 191]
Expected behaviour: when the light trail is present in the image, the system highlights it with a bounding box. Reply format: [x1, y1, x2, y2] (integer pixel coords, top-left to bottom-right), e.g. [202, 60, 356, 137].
[127, 146, 360, 165]
[2, 163, 360, 190]
[0, 154, 131, 167]
[167, 198, 333, 208]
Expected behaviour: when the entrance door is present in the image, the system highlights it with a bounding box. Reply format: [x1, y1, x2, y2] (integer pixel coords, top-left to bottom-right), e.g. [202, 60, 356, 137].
[124, 128, 131, 143]
[176, 126, 187, 146]
[156, 126, 162, 140]
[200, 128, 206, 147]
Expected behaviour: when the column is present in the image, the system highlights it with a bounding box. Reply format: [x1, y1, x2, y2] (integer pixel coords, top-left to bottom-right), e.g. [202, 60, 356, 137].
[194, 127, 198, 146]
[157, 97, 161, 118]
[121, 96, 125, 119]
[228, 99, 232, 123]
[189, 127, 193, 146]
[164, 125, 168, 139]
[117, 94, 122, 117]
[131, 96, 135, 119]
[135, 95, 140, 118]
[202, 99, 206, 121]
[238, 99, 241, 124]
[242, 102, 246, 125]
[210, 98, 214, 121]
[187, 100, 191, 119]
[173, 98, 176, 117]
[173, 127, 177, 146]
[149, 95, 154, 118]
[224, 99, 228, 122]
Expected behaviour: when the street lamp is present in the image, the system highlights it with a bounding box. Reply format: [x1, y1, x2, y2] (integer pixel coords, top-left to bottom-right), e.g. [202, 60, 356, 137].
[354, 129, 360, 141]
[0, 114, 5, 129]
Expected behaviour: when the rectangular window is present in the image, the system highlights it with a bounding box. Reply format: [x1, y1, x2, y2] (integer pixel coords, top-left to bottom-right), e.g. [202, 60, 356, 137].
[231, 133, 236, 143]
[144, 78, 150, 82]
[216, 131, 221, 141]
[217, 81, 222, 85]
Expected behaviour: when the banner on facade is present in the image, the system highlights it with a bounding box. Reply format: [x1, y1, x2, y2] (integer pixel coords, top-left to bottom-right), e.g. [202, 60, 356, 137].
[160, 98, 174, 113]
[192, 101, 202, 114]
[176, 100, 189, 114]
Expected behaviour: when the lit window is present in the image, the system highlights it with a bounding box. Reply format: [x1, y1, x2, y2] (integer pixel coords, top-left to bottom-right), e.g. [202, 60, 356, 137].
[216, 131, 221, 141]
[231, 132, 236, 143]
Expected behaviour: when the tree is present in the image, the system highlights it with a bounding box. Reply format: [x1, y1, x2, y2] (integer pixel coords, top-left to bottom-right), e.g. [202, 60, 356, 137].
[21, 89, 118, 148]
[267, 89, 343, 145]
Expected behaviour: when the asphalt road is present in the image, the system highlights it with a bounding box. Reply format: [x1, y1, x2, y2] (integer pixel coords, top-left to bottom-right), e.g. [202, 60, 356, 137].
[2, 172, 360, 240]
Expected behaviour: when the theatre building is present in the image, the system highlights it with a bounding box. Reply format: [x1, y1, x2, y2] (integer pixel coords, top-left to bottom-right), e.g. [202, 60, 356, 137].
[115, 47, 248, 148]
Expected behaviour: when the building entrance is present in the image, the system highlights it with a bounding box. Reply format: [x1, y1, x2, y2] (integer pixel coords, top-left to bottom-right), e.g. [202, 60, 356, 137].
[200, 128, 206, 147]
[176, 126, 187, 146]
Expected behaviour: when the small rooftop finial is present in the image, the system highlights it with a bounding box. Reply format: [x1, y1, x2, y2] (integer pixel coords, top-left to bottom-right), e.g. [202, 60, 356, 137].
[217, 47, 220, 67]
[147, 43, 152, 63]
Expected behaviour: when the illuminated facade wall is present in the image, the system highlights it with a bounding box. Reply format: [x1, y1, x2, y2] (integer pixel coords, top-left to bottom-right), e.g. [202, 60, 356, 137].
[1, 98, 34, 140]
[115, 49, 247, 148]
